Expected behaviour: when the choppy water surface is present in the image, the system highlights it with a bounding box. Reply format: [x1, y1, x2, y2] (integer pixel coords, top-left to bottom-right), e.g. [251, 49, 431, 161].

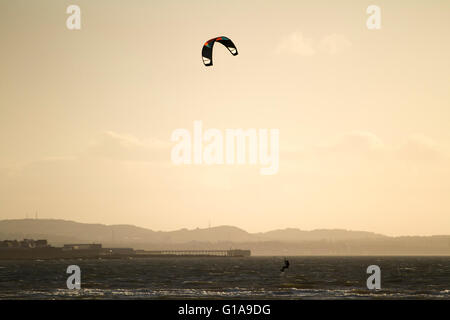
[0, 257, 449, 299]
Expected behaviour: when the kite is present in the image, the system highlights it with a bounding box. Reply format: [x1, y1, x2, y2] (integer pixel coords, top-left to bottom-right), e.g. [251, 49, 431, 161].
[202, 36, 238, 66]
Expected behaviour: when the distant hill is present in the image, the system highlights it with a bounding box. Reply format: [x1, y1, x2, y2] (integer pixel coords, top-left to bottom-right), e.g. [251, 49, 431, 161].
[0, 219, 385, 244]
[1, 219, 449, 255]
[256, 228, 385, 242]
[0, 219, 161, 244]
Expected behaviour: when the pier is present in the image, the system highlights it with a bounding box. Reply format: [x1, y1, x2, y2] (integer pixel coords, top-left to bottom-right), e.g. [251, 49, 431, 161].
[135, 249, 251, 257]
[0, 239, 251, 260]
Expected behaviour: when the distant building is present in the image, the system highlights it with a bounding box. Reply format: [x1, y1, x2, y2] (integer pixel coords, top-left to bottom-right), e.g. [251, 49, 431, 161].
[227, 249, 251, 257]
[0, 240, 19, 248]
[35, 240, 48, 248]
[20, 239, 34, 248]
[104, 248, 135, 255]
[0, 239, 48, 248]
[63, 243, 102, 251]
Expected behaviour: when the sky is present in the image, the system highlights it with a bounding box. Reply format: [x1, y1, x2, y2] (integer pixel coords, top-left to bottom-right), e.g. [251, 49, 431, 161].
[0, 0, 449, 236]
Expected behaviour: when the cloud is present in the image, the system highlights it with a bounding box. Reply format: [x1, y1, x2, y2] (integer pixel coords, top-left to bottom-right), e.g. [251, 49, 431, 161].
[87, 131, 170, 163]
[397, 134, 447, 163]
[324, 131, 384, 154]
[280, 131, 387, 175]
[276, 32, 352, 56]
[276, 32, 315, 56]
[320, 33, 352, 55]
[320, 131, 447, 164]
[281, 131, 450, 179]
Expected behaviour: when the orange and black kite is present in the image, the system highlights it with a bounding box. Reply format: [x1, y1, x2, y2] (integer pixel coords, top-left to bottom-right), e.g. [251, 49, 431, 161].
[202, 36, 238, 66]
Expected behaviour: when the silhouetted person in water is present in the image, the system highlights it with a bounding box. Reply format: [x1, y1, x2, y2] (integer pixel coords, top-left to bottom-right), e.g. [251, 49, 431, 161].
[280, 258, 290, 272]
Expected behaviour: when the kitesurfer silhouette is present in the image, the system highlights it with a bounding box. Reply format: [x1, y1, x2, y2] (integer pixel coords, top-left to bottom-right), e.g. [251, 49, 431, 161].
[280, 258, 290, 272]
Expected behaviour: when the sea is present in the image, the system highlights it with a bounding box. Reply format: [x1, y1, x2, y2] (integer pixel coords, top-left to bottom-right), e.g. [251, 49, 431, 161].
[0, 256, 449, 299]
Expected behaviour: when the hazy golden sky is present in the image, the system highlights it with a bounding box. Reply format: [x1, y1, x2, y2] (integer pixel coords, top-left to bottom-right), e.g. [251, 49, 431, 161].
[1, 0, 449, 235]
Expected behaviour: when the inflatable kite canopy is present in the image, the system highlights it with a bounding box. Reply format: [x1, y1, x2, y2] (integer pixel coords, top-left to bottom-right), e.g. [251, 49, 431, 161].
[202, 36, 238, 66]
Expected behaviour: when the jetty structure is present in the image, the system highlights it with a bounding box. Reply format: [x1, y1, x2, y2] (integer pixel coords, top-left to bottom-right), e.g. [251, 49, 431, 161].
[135, 249, 251, 257]
[0, 239, 251, 260]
